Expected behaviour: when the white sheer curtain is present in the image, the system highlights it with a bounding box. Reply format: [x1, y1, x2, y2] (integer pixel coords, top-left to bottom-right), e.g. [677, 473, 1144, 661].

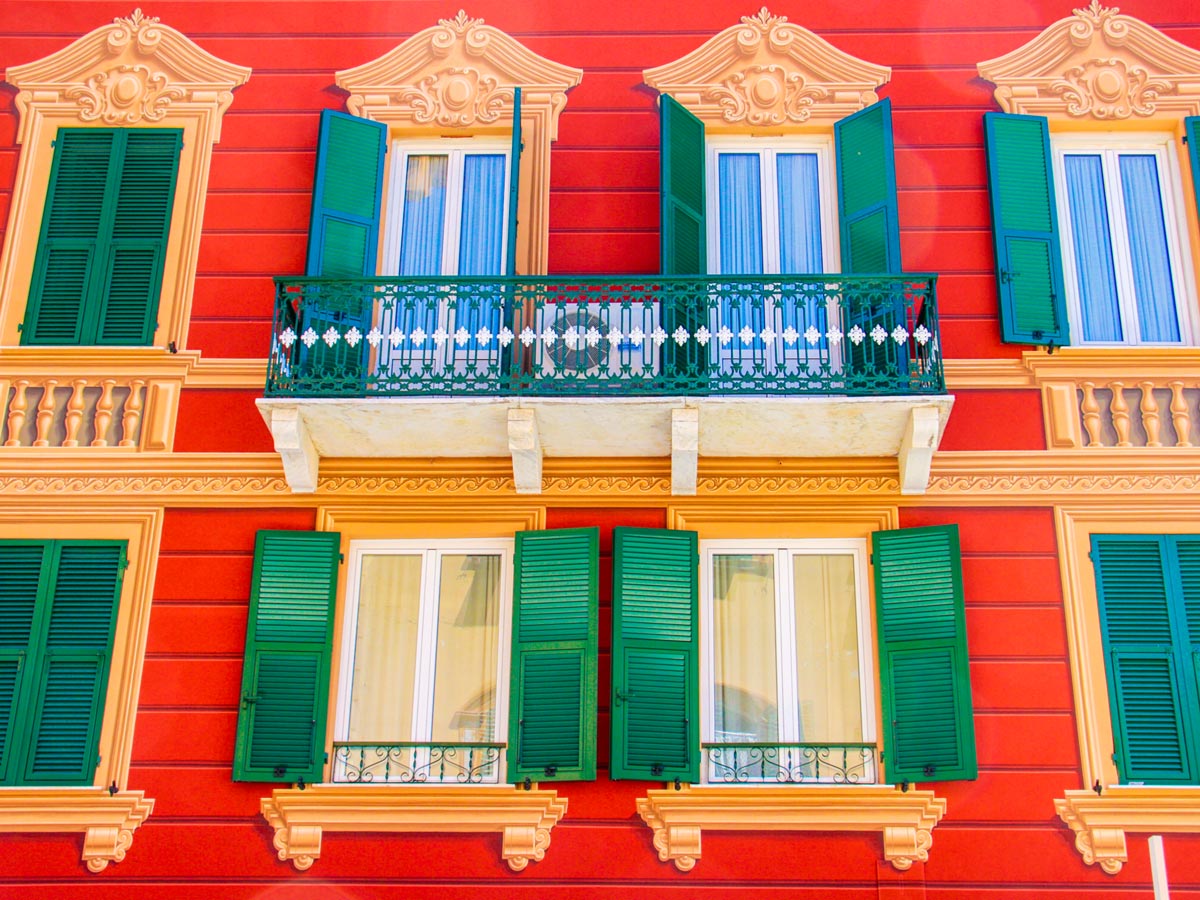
[1118, 153, 1179, 343]
[712, 554, 778, 742]
[1064, 153, 1122, 342]
[431, 554, 501, 742]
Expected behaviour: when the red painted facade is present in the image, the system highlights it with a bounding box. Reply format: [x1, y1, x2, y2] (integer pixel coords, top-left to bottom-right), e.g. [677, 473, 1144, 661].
[3, 0, 1200, 895]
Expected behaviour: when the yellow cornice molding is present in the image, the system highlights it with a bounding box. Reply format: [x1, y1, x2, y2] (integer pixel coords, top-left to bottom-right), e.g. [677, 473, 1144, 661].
[2, 451, 1200, 503]
[0, 788, 153, 873]
[261, 785, 566, 872]
[1056, 788, 1200, 875]
[943, 358, 1033, 389]
[1023, 347, 1200, 380]
[637, 785, 945, 872]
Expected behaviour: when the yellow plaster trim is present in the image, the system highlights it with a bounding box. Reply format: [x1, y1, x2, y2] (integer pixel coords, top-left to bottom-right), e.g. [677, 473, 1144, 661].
[977, 2, 1200, 120]
[643, 7, 889, 131]
[637, 785, 945, 872]
[0, 508, 161, 870]
[261, 785, 566, 872]
[1054, 505, 1200, 873]
[0, 9, 250, 350]
[0, 788, 153, 872]
[943, 358, 1034, 389]
[335, 10, 581, 276]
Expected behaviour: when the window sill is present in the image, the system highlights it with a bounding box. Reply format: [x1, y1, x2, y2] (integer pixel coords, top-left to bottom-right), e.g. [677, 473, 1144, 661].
[0, 787, 153, 872]
[260, 784, 567, 871]
[636, 784, 946, 871]
[1056, 787, 1200, 874]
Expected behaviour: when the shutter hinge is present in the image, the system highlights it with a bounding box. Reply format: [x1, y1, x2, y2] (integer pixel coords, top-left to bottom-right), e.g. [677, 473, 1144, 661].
[339, 553, 345, 564]
[15, 323, 22, 333]
[1093, 780, 1103, 796]
[899, 779, 910, 792]
[108, 781, 119, 796]
[324, 751, 329, 764]
[120, 552, 131, 573]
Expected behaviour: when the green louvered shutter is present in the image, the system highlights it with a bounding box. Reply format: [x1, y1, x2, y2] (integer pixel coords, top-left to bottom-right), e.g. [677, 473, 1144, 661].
[0, 543, 50, 783]
[836, 98, 902, 275]
[660, 95, 706, 384]
[24, 129, 180, 346]
[506, 88, 522, 277]
[21, 542, 124, 785]
[1187, 118, 1200, 227]
[1094, 535, 1200, 784]
[507, 527, 598, 782]
[983, 113, 1069, 347]
[874, 525, 976, 783]
[611, 527, 698, 782]
[96, 130, 181, 344]
[233, 530, 340, 783]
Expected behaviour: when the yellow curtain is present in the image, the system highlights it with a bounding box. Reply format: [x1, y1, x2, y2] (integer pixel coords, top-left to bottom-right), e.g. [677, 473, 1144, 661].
[792, 554, 862, 743]
[431, 554, 501, 743]
[712, 554, 778, 742]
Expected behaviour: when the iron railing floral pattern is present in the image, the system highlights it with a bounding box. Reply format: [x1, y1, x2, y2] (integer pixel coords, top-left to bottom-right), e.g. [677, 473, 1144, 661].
[331, 742, 504, 785]
[266, 275, 942, 398]
[703, 742, 878, 784]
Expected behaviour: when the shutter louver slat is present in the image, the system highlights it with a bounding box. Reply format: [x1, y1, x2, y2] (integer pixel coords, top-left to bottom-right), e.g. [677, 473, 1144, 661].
[1174, 538, 1200, 644]
[508, 528, 598, 783]
[836, 98, 902, 275]
[874, 524, 977, 783]
[24, 655, 106, 783]
[611, 527, 699, 782]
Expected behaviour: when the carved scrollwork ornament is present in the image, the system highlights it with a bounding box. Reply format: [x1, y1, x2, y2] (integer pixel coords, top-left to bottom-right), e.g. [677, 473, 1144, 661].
[400, 67, 505, 126]
[1051, 58, 1168, 118]
[705, 65, 829, 125]
[67, 65, 185, 124]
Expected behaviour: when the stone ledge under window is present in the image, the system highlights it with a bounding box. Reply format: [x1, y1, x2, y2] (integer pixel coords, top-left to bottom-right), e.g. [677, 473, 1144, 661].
[0, 788, 153, 872]
[1056, 787, 1200, 874]
[637, 785, 946, 872]
[261, 784, 567, 871]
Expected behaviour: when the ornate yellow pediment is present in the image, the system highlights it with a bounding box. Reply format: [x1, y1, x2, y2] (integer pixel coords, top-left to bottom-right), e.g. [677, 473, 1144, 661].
[5, 8, 250, 144]
[642, 7, 890, 129]
[977, 1, 1200, 119]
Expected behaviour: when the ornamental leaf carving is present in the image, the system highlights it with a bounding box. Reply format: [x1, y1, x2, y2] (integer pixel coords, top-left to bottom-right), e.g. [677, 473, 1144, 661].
[398, 67, 506, 126]
[1050, 58, 1169, 118]
[66, 65, 185, 124]
[704, 64, 829, 125]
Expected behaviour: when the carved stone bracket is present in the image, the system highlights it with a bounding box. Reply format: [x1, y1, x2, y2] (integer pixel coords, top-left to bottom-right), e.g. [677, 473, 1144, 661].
[1056, 787, 1200, 875]
[261, 785, 567, 872]
[644, 7, 890, 129]
[636, 785, 946, 872]
[0, 788, 153, 873]
[977, 1, 1200, 119]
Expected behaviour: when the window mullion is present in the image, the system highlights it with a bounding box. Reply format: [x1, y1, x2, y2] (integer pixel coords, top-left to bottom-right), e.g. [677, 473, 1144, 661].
[775, 549, 799, 745]
[762, 150, 782, 275]
[411, 549, 441, 743]
[380, 143, 407, 276]
[443, 151, 466, 276]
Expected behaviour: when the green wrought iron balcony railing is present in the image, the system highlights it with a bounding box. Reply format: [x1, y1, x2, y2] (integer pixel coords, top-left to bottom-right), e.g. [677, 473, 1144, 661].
[704, 742, 878, 785]
[331, 742, 505, 784]
[265, 275, 943, 398]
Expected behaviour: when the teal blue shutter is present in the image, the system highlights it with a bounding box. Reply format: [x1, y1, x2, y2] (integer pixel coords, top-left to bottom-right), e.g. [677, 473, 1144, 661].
[301, 111, 387, 386]
[659, 95, 706, 383]
[24, 129, 180, 347]
[1094, 535, 1200, 784]
[983, 113, 1069, 347]
[610, 527, 699, 782]
[233, 531, 340, 783]
[836, 98, 902, 274]
[1187, 118, 1200, 227]
[874, 525, 977, 783]
[0, 543, 50, 783]
[506, 88, 522, 277]
[20, 542, 124, 785]
[507, 527, 598, 782]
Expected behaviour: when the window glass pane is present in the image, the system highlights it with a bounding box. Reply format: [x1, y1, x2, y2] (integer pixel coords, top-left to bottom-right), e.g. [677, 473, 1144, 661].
[457, 154, 506, 276]
[398, 154, 448, 276]
[1118, 154, 1180, 343]
[1063, 154, 1122, 342]
[792, 554, 862, 743]
[712, 554, 778, 742]
[348, 554, 423, 741]
[430, 554, 501, 743]
[716, 153, 764, 275]
[777, 153, 823, 273]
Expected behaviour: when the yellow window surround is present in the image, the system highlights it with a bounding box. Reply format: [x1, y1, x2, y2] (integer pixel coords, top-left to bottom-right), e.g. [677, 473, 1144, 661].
[334, 10, 582, 277]
[1055, 505, 1200, 874]
[0, 507, 162, 872]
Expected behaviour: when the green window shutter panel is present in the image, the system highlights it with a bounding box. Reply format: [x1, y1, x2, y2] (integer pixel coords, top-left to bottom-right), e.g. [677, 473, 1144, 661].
[1186, 118, 1200, 233]
[96, 130, 182, 345]
[1093, 535, 1200, 784]
[508, 527, 598, 782]
[1176, 537, 1200, 644]
[507, 87, 522, 277]
[874, 524, 977, 783]
[836, 98, 903, 275]
[610, 527, 698, 782]
[983, 113, 1069, 347]
[233, 530, 340, 783]
[21, 542, 124, 785]
[0, 543, 49, 783]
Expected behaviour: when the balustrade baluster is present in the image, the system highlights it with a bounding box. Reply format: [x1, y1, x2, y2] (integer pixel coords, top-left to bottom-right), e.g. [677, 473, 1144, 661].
[1080, 382, 1102, 447]
[32, 379, 58, 446]
[120, 380, 146, 447]
[1170, 381, 1192, 447]
[62, 379, 88, 446]
[1139, 381, 1161, 447]
[5, 380, 30, 447]
[1109, 382, 1131, 447]
[92, 379, 117, 447]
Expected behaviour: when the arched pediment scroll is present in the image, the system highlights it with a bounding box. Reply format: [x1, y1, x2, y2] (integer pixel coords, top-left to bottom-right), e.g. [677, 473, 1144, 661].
[642, 7, 890, 129]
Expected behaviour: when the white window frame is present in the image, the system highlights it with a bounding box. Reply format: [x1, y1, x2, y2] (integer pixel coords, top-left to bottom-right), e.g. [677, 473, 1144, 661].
[334, 537, 514, 783]
[1052, 133, 1199, 347]
[380, 137, 512, 277]
[704, 136, 841, 276]
[699, 538, 876, 785]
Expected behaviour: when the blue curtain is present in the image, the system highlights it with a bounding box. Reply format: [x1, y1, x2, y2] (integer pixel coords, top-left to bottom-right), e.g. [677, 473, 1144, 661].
[1064, 154, 1122, 342]
[457, 153, 507, 344]
[398, 154, 448, 276]
[777, 153, 824, 341]
[1119, 154, 1180, 343]
[717, 153, 764, 275]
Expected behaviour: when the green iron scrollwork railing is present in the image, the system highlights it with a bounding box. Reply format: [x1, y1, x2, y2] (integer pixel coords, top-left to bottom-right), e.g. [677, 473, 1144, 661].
[703, 742, 878, 784]
[265, 275, 943, 398]
[331, 742, 505, 784]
